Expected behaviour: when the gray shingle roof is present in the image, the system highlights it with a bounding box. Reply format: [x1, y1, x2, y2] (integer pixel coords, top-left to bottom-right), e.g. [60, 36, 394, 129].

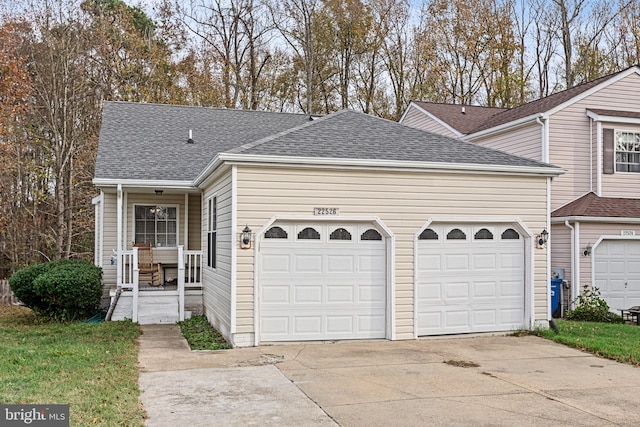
[411, 102, 507, 134]
[233, 109, 555, 169]
[94, 102, 312, 181]
[95, 103, 560, 184]
[411, 67, 638, 135]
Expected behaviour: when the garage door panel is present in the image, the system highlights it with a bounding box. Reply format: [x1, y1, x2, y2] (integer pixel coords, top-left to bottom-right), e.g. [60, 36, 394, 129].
[500, 281, 524, 297]
[418, 224, 525, 336]
[359, 255, 386, 272]
[295, 316, 323, 334]
[473, 310, 497, 326]
[473, 281, 497, 298]
[260, 222, 386, 342]
[473, 254, 497, 269]
[445, 254, 470, 271]
[629, 261, 640, 274]
[326, 285, 354, 303]
[445, 282, 470, 299]
[327, 255, 354, 272]
[417, 282, 442, 301]
[294, 255, 323, 272]
[294, 285, 322, 303]
[261, 286, 290, 303]
[418, 254, 441, 271]
[261, 254, 290, 272]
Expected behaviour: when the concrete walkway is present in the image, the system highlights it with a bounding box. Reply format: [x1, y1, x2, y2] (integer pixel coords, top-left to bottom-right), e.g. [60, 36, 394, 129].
[138, 325, 640, 426]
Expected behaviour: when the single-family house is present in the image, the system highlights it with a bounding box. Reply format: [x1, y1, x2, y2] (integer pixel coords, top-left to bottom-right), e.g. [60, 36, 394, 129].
[400, 65, 640, 314]
[93, 101, 562, 347]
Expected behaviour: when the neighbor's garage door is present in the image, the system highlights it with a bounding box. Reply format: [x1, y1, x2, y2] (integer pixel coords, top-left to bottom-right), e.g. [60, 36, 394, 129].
[594, 240, 640, 311]
[417, 224, 525, 336]
[258, 222, 386, 342]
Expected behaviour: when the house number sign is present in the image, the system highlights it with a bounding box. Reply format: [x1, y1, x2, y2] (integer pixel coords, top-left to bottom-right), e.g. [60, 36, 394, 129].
[621, 230, 636, 236]
[313, 207, 340, 215]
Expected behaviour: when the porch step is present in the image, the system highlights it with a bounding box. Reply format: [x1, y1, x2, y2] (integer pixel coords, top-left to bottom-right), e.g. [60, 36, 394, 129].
[109, 292, 180, 324]
[138, 301, 179, 324]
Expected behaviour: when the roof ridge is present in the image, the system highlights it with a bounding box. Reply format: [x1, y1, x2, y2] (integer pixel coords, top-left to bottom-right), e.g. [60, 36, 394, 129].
[227, 110, 349, 154]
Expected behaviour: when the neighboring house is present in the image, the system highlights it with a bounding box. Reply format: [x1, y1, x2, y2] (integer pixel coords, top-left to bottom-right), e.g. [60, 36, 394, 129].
[93, 101, 562, 347]
[400, 65, 640, 313]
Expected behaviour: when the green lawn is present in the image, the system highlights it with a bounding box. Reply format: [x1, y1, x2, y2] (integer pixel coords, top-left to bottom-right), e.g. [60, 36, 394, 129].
[534, 319, 640, 366]
[0, 306, 144, 426]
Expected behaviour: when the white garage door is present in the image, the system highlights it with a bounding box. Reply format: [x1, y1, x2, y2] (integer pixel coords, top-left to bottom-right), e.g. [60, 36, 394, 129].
[258, 222, 386, 342]
[417, 224, 525, 336]
[594, 240, 640, 311]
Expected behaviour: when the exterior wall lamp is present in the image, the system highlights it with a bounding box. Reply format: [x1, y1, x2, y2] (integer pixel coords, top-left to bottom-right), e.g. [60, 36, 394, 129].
[583, 243, 592, 257]
[240, 225, 252, 249]
[536, 229, 549, 248]
[155, 190, 163, 196]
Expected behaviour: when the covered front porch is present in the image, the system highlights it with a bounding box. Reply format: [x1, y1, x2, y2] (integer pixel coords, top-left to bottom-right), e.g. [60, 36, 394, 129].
[94, 184, 204, 324]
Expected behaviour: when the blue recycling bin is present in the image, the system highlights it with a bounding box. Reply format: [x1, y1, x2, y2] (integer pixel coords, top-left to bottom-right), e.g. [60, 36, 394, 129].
[551, 278, 562, 318]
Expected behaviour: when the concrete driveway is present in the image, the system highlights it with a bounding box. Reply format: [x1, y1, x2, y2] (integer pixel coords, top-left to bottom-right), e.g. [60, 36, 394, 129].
[138, 326, 640, 426]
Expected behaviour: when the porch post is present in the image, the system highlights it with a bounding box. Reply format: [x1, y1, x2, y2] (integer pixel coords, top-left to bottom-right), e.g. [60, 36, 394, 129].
[178, 245, 185, 321]
[132, 247, 139, 322]
[116, 184, 123, 287]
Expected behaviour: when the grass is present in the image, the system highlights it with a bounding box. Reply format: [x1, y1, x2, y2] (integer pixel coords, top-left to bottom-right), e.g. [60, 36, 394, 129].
[178, 315, 232, 350]
[533, 319, 640, 366]
[0, 305, 144, 426]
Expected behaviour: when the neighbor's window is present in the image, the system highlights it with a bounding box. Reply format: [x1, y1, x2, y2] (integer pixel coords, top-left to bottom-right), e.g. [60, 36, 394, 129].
[616, 131, 640, 173]
[207, 197, 217, 268]
[135, 205, 177, 247]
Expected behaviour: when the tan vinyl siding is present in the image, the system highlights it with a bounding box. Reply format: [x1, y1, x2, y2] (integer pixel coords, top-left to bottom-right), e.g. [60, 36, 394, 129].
[551, 223, 571, 281]
[600, 121, 640, 198]
[549, 73, 640, 207]
[101, 191, 117, 297]
[236, 166, 549, 339]
[473, 123, 543, 162]
[401, 105, 460, 138]
[202, 171, 233, 338]
[188, 194, 202, 250]
[549, 112, 596, 209]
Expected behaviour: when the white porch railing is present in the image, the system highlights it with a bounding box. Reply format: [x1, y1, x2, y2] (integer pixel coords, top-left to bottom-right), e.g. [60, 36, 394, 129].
[116, 247, 203, 323]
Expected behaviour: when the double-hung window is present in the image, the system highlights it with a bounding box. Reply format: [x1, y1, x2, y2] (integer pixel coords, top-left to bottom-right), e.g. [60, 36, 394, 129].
[134, 205, 177, 247]
[207, 197, 217, 268]
[616, 130, 640, 173]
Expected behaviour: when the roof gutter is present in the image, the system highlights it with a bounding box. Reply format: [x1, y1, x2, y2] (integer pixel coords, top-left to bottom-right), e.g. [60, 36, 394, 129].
[552, 216, 640, 224]
[92, 178, 195, 189]
[465, 113, 546, 142]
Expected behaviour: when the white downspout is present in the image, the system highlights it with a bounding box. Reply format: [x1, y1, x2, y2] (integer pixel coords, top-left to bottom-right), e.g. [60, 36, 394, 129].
[565, 220, 576, 309]
[589, 118, 593, 192]
[596, 121, 603, 195]
[575, 221, 580, 293]
[116, 184, 123, 287]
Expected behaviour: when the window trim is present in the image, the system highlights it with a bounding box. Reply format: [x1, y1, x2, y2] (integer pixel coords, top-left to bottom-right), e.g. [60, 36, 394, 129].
[132, 203, 179, 249]
[614, 128, 640, 174]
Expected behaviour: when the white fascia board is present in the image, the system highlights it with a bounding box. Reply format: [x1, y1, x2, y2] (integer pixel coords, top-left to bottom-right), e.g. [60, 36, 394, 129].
[400, 102, 464, 138]
[551, 216, 640, 224]
[92, 178, 195, 189]
[464, 113, 545, 141]
[586, 110, 640, 125]
[216, 153, 566, 178]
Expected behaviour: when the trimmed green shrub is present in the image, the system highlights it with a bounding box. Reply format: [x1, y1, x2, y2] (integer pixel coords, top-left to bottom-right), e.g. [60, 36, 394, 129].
[9, 260, 103, 321]
[566, 285, 625, 323]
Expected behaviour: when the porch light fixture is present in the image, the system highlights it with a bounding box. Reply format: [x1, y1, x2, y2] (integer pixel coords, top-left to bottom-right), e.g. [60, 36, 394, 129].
[583, 242, 592, 257]
[155, 190, 163, 196]
[240, 225, 252, 249]
[536, 228, 549, 248]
